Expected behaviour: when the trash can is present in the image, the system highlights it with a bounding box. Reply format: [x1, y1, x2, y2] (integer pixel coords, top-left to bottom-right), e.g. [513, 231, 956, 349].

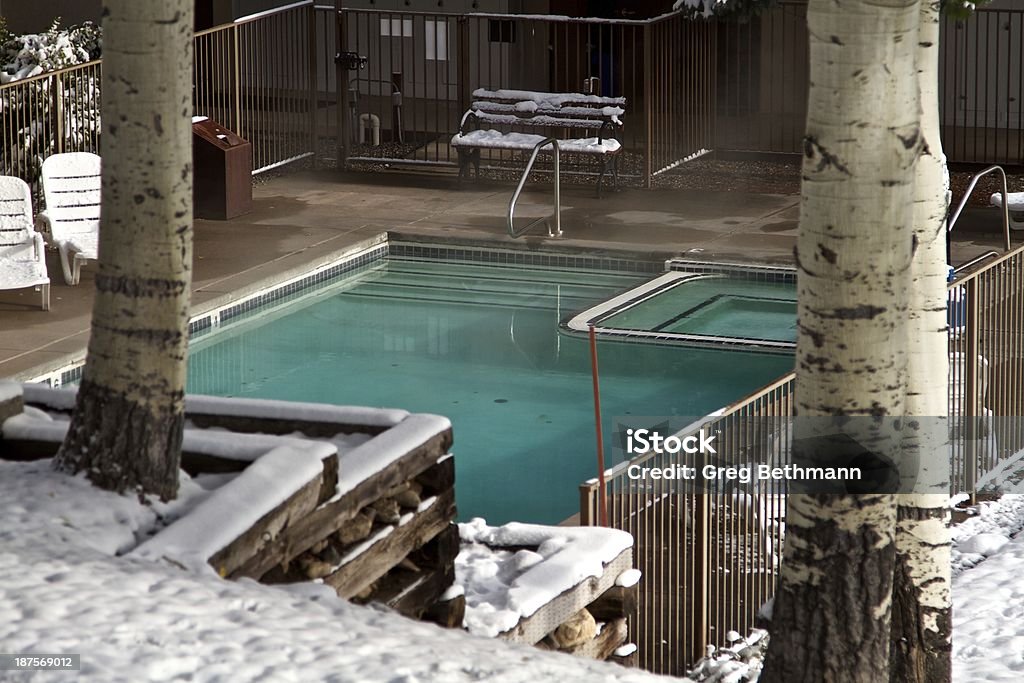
[192, 117, 252, 220]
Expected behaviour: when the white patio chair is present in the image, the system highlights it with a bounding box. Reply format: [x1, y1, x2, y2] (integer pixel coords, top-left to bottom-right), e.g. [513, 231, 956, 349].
[36, 152, 101, 285]
[990, 192, 1024, 231]
[0, 176, 50, 310]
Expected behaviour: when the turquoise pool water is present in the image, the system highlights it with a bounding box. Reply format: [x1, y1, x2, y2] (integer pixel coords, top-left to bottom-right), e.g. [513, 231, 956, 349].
[604, 277, 797, 343]
[187, 259, 793, 524]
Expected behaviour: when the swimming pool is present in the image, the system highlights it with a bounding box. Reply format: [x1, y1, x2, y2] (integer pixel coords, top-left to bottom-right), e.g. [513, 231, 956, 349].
[186, 257, 793, 524]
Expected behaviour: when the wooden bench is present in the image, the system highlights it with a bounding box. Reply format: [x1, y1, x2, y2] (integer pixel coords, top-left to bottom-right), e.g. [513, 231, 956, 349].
[451, 88, 625, 197]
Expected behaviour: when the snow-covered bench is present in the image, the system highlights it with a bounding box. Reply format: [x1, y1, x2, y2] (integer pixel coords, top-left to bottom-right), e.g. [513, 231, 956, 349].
[451, 88, 625, 197]
[990, 192, 1024, 231]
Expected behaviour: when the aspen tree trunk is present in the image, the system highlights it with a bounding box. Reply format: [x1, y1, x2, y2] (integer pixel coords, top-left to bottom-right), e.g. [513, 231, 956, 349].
[55, 0, 194, 501]
[890, 2, 953, 681]
[761, 1, 922, 681]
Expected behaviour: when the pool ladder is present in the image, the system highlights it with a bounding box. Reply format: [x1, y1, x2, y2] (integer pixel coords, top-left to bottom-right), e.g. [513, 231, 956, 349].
[947, 164, 1011, 253]
[507, 138, 563, 239]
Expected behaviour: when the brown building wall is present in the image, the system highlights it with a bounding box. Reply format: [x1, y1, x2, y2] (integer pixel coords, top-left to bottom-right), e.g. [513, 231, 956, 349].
[2, 0, 102, 33]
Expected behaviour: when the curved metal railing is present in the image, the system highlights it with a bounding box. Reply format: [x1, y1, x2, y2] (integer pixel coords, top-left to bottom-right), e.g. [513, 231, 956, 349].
[947, 164, 1011, 252]
[507, 138, 563, 239]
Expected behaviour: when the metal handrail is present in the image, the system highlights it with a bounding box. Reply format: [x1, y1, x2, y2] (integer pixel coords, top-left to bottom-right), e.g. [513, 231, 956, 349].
[953, 250, 1000, 276]
[947, 164, 1011, 252]
[507, 138, 563, 239]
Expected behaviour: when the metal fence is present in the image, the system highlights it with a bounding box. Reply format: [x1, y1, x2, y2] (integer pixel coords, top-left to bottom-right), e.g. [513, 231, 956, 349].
[580, 246, 1024, 675]
[0, 60, 103, 205]
[194, 1, 318, 174]
[332, 8, 715, 183]
[0, 1, 318, 204]
[716, 2, 1024, 166]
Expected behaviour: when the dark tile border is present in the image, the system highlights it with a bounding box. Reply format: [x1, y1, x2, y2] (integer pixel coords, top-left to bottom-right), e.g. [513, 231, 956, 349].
[388, 241, 663, 274]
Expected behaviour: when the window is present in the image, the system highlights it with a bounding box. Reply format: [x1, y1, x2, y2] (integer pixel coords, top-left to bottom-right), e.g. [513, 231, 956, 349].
[425, 20, 448, 61]
[380, 18, 413, 38]
[488, 19, 516, 44]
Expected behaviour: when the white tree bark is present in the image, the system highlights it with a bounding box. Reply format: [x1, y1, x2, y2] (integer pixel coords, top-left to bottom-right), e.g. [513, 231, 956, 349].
[890, 3, 952, 681]
[762, 1, 922, 680]
[55, 0, 194, 501]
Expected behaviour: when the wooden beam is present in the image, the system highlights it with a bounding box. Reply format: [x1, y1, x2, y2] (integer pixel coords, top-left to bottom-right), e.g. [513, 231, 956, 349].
[568, 618, 628, 660]
[211, 471, 324, 579]
[250, 432, 453, 579]
[587, 584, 638, 623]
[325, 489, 455, 599]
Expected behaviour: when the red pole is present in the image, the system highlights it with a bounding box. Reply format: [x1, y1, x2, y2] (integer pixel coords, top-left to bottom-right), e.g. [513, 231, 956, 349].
[588, 324, 608, 527]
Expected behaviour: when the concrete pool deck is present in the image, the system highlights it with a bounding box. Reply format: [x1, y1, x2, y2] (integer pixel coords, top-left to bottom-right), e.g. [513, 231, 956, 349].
[0, 168, 1013, 380]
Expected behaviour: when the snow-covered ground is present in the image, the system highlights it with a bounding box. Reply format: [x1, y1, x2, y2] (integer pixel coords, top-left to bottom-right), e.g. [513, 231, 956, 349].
[951, 496, 1024, 682]
[1, 453, 1022, 682]
[0, 459, 674, 683]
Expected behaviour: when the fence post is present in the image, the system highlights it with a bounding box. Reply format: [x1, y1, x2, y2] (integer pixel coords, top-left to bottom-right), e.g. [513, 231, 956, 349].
[643, 22, 653, 188]
[694, 422, 712, 662]
[337, 8, 350, 168]
[579, 483, 596, 526]
[308, 4, 318, 169]
[457, 18, 471, 116]
[965, 279, 980, 503]
[232, 23, 242, 135]
[54, 73, 65, 154]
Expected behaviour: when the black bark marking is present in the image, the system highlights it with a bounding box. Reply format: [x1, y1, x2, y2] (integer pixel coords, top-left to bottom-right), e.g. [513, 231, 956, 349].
[897, 127, 921, 150]
[134, 194, 146, 204]
[919, 41, 934, 48]
[146, 188, 164, 199]
[830, 35, 844, 45]
[818, 245, 838, 264]
[816, 304, 887, 320]
[156, 11, 183, 25]
[95, 273, 188, 299]
[798, 323, 825, 348]
[153, 114, 164, 136]
[804, 136, 852, 176]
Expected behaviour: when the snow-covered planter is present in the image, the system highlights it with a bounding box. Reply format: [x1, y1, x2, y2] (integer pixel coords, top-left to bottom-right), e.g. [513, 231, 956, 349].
[455, 519, 639, 664]
[2, 381, 461, 625]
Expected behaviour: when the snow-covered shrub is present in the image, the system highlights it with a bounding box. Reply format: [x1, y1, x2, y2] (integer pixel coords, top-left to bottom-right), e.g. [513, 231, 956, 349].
[1, 19, 102, 83]
[685, 629, 769, 682]
[0, 20, 102, 193]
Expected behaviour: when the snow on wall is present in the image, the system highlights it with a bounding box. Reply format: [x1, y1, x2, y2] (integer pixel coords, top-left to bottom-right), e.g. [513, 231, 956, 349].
[131, 445, 323, 571]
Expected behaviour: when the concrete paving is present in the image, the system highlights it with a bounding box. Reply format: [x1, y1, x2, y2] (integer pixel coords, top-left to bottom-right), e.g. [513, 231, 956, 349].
[0, 168, 1013, 380]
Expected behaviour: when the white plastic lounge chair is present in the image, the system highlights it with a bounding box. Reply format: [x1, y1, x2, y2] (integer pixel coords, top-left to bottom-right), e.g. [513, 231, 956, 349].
[36, 152, 101, 285]
[0, 176, 50, 310]
[990, 192, 1024, 231]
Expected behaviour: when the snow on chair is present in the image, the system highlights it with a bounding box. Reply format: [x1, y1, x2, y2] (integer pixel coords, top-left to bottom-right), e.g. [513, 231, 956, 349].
[36, 152, 101, 285]
[990, 191, 1024, 231]
[0, 176, 50, 310]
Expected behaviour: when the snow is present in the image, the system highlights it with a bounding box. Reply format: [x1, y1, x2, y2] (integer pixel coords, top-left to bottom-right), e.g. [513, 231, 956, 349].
[951, 495, 1024, 576]
[455, 519, 633, 638]
[615, 643, 638, 657]
[0, 457, 672, 683]
[451, 129, 621, 154]
[472, 88, 625, 107]
[616, 568, 643, 588]
[334, 413, 451, 497]
[953, 495, 1024, 682]
[132, 446, 324, 571]
[0, 379, 23, 403]
[20, 384, 410, 429]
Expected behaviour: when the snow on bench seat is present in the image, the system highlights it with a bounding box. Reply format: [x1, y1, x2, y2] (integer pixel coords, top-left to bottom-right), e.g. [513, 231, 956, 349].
[990, 192, 1024, 230]
[472, 88, 625, 108]
[471, 98, 622, 120]
[451, 129, 621, 155]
